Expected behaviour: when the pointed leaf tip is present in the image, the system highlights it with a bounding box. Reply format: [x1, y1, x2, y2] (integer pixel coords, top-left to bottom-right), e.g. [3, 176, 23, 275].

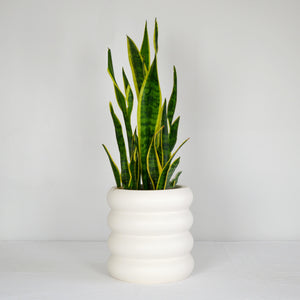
[154, 19, 158, 53]
[140, 21, 150, 70]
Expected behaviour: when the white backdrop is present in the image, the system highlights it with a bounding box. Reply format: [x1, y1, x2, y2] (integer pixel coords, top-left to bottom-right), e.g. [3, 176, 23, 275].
[1, 0, 300, 241]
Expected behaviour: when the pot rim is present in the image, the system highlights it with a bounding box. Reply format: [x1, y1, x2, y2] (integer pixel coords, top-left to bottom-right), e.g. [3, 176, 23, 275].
[107, 185, 193, 211]
[110, 185, 188, 192]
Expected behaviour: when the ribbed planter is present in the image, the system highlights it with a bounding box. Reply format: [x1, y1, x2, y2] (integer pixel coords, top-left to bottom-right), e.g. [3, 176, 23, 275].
[107, 186, 194, 284]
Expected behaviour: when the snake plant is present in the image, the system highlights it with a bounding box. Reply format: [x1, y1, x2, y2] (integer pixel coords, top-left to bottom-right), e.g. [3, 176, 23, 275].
[103, 19, 189, 190]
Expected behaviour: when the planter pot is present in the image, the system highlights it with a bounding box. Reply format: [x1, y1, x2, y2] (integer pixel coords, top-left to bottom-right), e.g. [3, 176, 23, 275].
[107, 186, 194, 284]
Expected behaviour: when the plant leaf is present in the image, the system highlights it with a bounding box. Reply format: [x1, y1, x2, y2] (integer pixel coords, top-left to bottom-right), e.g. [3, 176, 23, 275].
[125, 85, 134, 118]
[113, 84, 127, 115]
[102, 144, 121, 188]
[156, 138, 189, 189]
[171, 171, 182, 188]
[132, 130, 141, 189]
[113, 85, 133, 158]
[138, 55, 161, 189]
[128, 148, 138, 189]
[146, 126, 163, 189]
[107, 49, 116, 84]
[166, 157, 180, 188]
[127, 36, 145, 98]
[167, 66, 177, 125]
[109, 103, 130, 187]
[154, 18, 158, 54]
[122, 68, 130, 92]
[140, 21, 150, 70]
[107, 49, 126, 113]
[161, 99, 169, 166]
[169, 116, 180, 152]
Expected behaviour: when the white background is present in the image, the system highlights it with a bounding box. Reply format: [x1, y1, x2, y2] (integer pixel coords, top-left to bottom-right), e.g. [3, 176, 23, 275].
[0, 0, 299, 241]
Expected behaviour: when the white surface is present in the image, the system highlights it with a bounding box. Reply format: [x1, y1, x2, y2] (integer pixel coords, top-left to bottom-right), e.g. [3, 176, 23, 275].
[107, 187, 194, 283]
[1, 0, 300, 240]
[1, 241, 300, 299]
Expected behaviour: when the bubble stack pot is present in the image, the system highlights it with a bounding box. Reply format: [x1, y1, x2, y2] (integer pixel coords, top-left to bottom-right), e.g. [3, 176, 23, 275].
[107, 186, 194, 284]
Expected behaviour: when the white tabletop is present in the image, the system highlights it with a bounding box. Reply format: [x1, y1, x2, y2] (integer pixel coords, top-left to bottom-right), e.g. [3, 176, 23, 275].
[0, 241, 300, 299]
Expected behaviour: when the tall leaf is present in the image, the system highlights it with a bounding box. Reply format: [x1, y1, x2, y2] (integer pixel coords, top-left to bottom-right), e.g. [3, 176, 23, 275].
[140, 21, 150, 70]
[109, 103, 130, 187]
[102, 144, 121, 188]
[127, 36, 145, 98]
[167, 66, 177, 125]
[138, 55, 161, 189]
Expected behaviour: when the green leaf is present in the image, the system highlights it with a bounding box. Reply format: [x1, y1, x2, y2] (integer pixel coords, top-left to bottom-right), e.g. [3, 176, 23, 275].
[169, 116, 180, 152]
[166, 157, 180, 188]
[102, 144, 121, 188]
[123, 85, 133, 157]
[161, 99, 169, 166]
[154, 18, 158, 54]
[171, 171, 182, 188]
[127, 36, 145, 98]
[114, 84, 127, 115]
[167, 66, 177, 125]
[156, 138, 189, 189]
[107, 49, 116, 84]
[128, 148, 139, 189]
[146, 140, 158, 189]
[109, 103, 130, 187]
[113, 85, 133, 158]
[138, 55, 162, 189]
[125, 85, 134, 118]
[146, 127, 163, 189]
[132, 130, 141, 189]
[122, 68, 130, 92]
[107, 50, 127, 114]
[140, 21, 150, 70]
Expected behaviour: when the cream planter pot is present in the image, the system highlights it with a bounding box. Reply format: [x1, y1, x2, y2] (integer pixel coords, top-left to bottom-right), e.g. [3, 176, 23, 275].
[107, 186, 194, 284]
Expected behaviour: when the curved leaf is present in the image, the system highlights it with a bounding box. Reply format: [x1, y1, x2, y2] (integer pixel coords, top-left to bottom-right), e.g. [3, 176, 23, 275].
[138, 55, 162, 189]
[170, 171, 182, 188]
[109, 103, 130, 187]
[146, 127, 163, 189]
[112, 85, 133, 157]
[113, 84, 127, 115]
[166, 157, 180, 188]
[129, 148, 139, 190]
[102, 144, 121, 188]
[169, 116, 180, 151]
[156, 138, 189, 189]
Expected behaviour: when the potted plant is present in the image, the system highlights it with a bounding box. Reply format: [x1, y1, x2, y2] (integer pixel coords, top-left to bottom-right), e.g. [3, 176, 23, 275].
[103, 19, 194, 284]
